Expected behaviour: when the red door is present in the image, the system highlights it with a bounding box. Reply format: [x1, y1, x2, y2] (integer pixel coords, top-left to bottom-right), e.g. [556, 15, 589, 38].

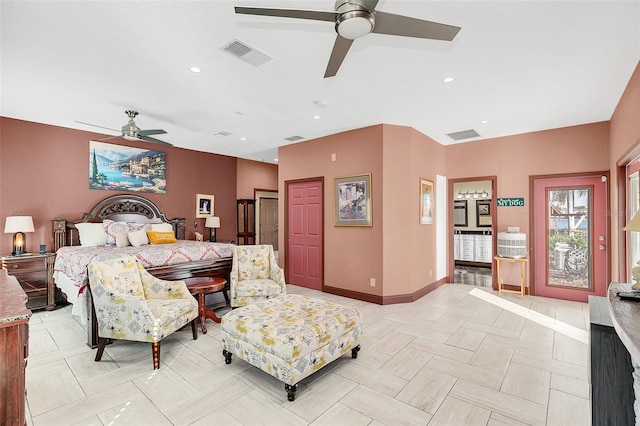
[287, 179, 323, 290]
[533, 175, 608, 302]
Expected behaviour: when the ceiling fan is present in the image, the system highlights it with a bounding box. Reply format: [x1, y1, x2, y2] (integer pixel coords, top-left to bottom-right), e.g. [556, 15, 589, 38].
[77, 110, 172, 146]
[235, 0, 461, 78]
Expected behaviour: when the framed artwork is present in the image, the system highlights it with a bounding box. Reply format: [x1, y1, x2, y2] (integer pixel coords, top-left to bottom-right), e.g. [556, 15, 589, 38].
[335, 173, 372, 226]
[89, 140, 166, 193]
[476, 200, 492, 227]
[196, 193, 215, 218]
[420, 178, 434, 224]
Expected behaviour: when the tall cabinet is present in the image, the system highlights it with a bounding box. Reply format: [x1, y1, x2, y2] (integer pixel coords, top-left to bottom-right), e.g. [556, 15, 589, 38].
[237, 199, 256, 245]
[0, 270, 31, 426]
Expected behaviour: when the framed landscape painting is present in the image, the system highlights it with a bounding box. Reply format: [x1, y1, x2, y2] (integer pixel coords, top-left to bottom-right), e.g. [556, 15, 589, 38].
[89, 141, 166, 193]
[335, 173, 372, 226]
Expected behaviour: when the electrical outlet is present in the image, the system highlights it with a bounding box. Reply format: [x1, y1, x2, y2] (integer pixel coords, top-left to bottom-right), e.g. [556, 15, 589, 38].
[370, 278, 375, 287]
[429, 269, 433, 278]
[331, 153, 337, 162]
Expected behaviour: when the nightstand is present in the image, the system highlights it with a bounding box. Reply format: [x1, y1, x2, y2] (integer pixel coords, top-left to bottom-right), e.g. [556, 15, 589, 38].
[2, 253, 56, 310]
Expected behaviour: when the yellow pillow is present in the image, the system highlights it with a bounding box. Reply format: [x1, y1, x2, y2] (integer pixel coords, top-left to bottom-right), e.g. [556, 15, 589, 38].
[146, 230, 178, 244]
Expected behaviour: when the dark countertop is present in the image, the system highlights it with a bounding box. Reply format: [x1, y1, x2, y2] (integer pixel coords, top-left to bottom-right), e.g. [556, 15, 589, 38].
[0, 269, 31, 325]
[608, 282, 640, 361]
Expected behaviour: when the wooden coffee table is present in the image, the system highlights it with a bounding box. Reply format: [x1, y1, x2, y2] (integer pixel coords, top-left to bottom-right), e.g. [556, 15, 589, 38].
[184, 276, 227, 334]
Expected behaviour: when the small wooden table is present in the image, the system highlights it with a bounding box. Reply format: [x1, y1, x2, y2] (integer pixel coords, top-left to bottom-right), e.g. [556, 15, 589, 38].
[184, 276, 227, 334]
[494, 255, 528, 297]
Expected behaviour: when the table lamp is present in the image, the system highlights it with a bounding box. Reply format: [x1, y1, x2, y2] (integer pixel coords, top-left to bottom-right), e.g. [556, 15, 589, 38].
[624, 211, 640, 289]
[4, 216, 35, 256]
[205, 216, 220, 242]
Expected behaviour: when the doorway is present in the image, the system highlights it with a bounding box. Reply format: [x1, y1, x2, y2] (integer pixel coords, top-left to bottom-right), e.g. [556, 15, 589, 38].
[286, 178, 324, 290]
[256, 190, 278, 249]
[450, 178, 496, 288]
[532, 174, 609, 302]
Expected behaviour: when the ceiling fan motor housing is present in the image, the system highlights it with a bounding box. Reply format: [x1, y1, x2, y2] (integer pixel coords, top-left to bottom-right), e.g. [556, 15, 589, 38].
[335, 1, 375, 39]
[122, 110, 141, 140]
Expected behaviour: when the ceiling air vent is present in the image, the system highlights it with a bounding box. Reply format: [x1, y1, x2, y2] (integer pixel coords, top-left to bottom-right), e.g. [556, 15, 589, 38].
[447, 129, 480, 141]
[222, 39, 272, 67]
[284, 135, 304, 142]
[214, 131, 233, 137]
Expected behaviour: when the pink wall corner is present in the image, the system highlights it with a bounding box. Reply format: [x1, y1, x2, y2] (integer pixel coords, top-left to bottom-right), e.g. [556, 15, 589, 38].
[381, 125, 445, 296]
[278, 125, 384, 296]
[445, 122, 610, 287]
[0, 117, 238, 253]
[236, 158, 278, 199]
[610, 60, 640, 281]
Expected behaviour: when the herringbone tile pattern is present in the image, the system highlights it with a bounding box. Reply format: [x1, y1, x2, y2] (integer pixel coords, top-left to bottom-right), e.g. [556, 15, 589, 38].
[25, 284, 590, 425]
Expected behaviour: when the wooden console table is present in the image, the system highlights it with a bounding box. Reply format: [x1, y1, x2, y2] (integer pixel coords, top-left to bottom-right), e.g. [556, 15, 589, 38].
[0, 270, 31, 426]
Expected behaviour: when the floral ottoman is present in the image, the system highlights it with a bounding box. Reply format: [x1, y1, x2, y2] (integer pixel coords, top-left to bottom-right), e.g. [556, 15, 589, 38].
[221, 294, 363, 401]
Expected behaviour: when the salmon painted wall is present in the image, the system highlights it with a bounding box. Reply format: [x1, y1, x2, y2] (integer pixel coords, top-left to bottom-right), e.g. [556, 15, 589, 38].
[382, 125, 445, 296]
[445, 122, 610, 286]
[610, 60, 640, 281]
[236, 158, 278, 198]
[278, 125, 384, 296]
[0, 117, 240, 254]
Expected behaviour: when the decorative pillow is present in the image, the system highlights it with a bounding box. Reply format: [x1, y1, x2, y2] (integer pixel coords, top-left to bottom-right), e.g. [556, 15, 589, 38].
[127, 223, 151, 233]
[150, 223, 173, 232]
[128, 229, 149, 247]
[115, 232, 130, 248]
[103, 219, 128, 245]
[75, 223, 106, 247]
[146, 231, 178, 244]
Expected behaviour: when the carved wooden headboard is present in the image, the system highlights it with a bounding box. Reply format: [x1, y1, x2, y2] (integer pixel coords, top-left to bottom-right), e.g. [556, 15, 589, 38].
[52, 194, 186, 251]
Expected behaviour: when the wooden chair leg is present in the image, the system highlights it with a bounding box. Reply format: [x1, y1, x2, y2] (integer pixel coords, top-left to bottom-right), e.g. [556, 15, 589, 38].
[191, 319, 197, 340]
[95, 337, 107, 361]
[152, 341, 161, 370]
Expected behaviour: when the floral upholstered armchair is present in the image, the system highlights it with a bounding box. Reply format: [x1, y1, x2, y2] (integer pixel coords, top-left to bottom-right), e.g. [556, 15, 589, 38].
[87, 256, 198, 370]
[230, 245, 286, 308]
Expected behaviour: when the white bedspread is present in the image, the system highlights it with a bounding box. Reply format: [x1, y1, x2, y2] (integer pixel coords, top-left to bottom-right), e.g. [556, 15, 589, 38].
[53, 241, 235, 317]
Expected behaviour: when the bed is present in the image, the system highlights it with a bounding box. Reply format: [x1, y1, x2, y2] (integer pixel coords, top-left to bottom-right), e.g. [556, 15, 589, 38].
[52, 194, 235, 347]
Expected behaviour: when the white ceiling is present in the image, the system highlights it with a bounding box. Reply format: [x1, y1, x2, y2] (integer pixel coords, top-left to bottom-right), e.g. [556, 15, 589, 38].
[2, 1, 640, 164]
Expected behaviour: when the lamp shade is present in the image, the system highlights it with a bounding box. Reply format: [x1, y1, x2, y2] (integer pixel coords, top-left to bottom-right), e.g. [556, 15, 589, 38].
[205, 216, 220, 228]
[624, 212, 640, 232]
[4, 216, 35, 233]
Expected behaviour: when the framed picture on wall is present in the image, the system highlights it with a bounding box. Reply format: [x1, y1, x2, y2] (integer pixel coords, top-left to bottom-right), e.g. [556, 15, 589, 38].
[420, 178, 434, 224]
[335, 173, 372, 226]
[196, 193, 215, 218]
[476, 200, 492, 227]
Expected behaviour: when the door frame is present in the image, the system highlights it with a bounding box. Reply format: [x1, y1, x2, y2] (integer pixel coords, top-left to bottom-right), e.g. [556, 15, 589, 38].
[528, 171, 611, 297]
[284, 177, 325, 287]
[448, 175, 498, 288]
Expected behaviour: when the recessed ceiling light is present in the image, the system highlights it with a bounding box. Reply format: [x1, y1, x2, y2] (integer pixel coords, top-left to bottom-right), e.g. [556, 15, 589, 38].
[240, 137, 247, 141]
[313, 115, 320, 119]
[442, 77, 455, 83]
[480, 120, 489, 124]
[274, 158, 278, 162]
[190, 67, 202, 73]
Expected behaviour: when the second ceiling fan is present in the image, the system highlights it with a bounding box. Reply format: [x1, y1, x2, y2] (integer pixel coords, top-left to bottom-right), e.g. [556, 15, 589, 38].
[235, 0, 461, 78]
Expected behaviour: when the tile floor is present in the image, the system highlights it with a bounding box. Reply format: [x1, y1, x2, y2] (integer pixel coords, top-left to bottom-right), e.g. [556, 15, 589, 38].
[453, 264, 493, 287]
[25, 283, 591, 426]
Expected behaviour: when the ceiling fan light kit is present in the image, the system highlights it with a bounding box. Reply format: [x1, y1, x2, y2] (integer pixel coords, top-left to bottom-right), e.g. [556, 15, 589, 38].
[335, 7, 375, 39]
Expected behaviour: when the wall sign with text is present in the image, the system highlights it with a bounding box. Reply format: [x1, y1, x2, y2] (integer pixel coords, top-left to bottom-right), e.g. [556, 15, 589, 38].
[497, 197, 525, 207]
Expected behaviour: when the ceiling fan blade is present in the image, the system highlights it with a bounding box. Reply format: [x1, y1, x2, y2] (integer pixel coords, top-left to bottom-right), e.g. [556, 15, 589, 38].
[324, 35, 355, 78]
[75, 121, 120, 133]
[138, 129, 167, 137]
[372, 11, 460, 41]
[139, 135, 173, 146]
[235, 7, 336, 22]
